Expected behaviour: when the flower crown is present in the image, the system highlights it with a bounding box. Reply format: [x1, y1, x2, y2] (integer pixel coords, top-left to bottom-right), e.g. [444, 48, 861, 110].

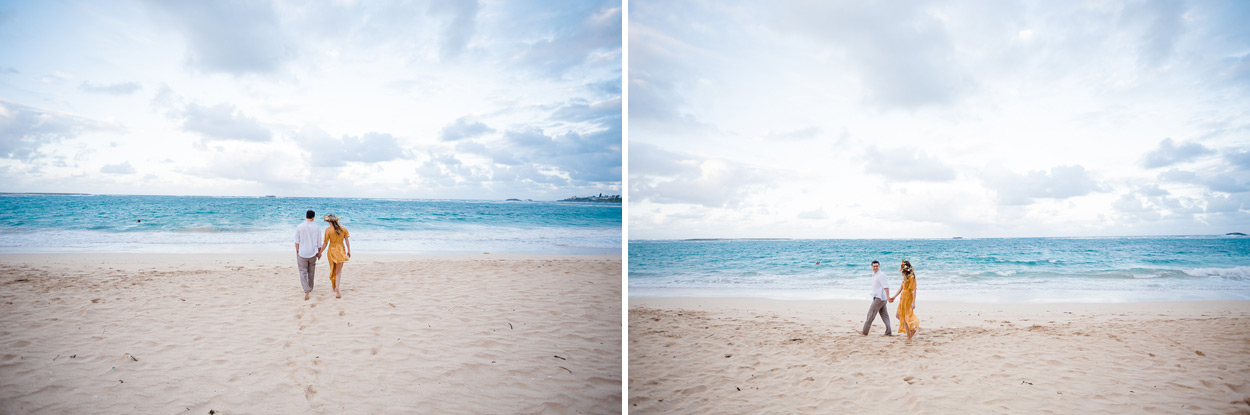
[901, 262, 913, 273]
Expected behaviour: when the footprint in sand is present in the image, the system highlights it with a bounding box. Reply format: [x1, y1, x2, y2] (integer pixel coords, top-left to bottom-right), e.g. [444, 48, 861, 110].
[339, 311, 345, 316]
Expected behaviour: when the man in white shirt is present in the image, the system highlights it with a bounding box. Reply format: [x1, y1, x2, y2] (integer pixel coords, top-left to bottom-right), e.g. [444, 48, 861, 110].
[860, 260, 893, 336]
[295, 210, 323, 300]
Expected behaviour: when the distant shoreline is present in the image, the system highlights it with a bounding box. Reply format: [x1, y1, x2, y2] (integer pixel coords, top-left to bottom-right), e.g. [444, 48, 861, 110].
[0, 192, 91, 196]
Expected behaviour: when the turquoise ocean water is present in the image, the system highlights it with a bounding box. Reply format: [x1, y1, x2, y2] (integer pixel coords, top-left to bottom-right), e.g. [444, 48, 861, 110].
[629, 237, 1250, 302]
[0, 194, 621, 254]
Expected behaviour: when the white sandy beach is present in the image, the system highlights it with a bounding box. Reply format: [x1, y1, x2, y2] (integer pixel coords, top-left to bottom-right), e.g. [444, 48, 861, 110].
[629, 297, 1250, 414]
[0, 253, 621, 414]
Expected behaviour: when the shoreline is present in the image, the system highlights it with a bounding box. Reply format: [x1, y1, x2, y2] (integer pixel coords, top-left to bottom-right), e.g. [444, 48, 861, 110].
[628, 288, 1250, 303]
[628, 297, 1250, 413]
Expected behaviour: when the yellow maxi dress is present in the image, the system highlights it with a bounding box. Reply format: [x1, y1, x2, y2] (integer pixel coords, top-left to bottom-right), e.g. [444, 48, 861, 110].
[324, 227, 349, 289]
[897, 275, 919, 334]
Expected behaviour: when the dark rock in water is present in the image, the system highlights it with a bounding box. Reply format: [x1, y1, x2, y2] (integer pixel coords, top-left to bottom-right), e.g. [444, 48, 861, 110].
[1226, 232, 1247, 236]
[505, 198, 522, 201]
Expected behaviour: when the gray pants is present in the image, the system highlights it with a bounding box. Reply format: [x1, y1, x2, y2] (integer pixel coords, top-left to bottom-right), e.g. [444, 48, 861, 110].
[297, 255, 317, 292]
[862, 298, 892, 335]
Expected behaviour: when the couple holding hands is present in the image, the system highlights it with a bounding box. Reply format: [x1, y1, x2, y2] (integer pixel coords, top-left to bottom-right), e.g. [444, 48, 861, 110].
[861, 260, 920, 341]
[295, 210, 352, 300]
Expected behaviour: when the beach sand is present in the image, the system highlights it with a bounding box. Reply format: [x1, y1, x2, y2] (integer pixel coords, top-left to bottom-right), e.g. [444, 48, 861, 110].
[629, 297, 1250, 414]
[0, 253, 621, 414]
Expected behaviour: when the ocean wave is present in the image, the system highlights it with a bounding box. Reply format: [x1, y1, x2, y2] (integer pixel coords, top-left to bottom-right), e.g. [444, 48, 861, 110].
[1183, 266, 1250, 279]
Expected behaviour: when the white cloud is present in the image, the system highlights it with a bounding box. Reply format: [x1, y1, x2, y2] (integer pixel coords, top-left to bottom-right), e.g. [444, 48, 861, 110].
[777, 1, 973, 110]
[1142, 138, 1215, 168]
[630, 142, 773, 209]
[630, 0, 1249, 238]
[428, 0, 480, 60]
[984, 165, 1105, 205]
[0, 100, 118, 160]
[79, 81, 142, 95]
[1, 1, 620, 200]
[295, 127, 412, 168]
[864, 146, 956, 182]
[99, 162, 135, 175]
[143, 0, 296, 75]
[439, 116, 495, 142]
[179, 102, 272, 142]
[797, 208, 827, 220]
[767, 126, 822, 141]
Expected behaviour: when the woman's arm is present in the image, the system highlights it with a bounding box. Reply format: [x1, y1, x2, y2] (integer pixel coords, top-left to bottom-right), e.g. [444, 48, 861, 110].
[890, 282, 903, 301]
[345, 237, 351, 258]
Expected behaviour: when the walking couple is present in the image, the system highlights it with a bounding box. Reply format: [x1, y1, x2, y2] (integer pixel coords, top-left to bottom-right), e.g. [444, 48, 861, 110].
[294, 210, 352, 300]
[861, 260, 920, 341]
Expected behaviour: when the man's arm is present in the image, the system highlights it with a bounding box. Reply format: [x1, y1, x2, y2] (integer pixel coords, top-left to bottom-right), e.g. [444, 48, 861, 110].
[885, 288, 892, 302]
[295, 243, 300, 255]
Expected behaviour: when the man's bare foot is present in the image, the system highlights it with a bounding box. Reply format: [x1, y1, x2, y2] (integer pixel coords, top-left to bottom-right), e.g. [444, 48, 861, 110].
[304, 292, 309, 301]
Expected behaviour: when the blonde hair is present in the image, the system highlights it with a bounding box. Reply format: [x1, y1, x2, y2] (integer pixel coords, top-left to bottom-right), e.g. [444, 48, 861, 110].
[325, 215, 344, 235]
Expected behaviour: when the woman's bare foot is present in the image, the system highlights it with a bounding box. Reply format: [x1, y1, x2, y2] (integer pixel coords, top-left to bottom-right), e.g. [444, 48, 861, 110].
[335, 290, 341, 299]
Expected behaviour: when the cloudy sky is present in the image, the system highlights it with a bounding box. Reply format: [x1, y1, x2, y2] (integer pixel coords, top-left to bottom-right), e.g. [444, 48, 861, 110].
[1, 0, 620, 200]
[630, 0, 1250, 239]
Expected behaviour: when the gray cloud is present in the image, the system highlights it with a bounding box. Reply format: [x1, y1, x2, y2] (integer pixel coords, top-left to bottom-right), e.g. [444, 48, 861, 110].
[415, 152, 487, 186]
[193, 151, 301, 189]
[550, 97, 621, 124]
[1142, 138, 1215, 168]
[0, 100, 115, 160]
[626, 27, 714, 134]
[515, 5, 620, 78]
[1226, 149, 1250, 171]
[586, 79, 621, 96]
[180, 102, 272, 142]
[630, 142, 772, 209]
[1205, 174, 1250, 194]
[79, 81, 142, 95]
[440, 116, 495, 142]
[500, 124, 621, 183]
[1158, 168, 1250, 194]
[428, 0, 480, 59]
[1205, 193, 1248, 214]
[1122, 0, 1185, 69]
[864, 146, 956, 182]
[143, 0, 295, 75]
[767, 126, 823, 141]
[779, 1, 973, 110]
[151, 86, 272, 142]
[448, 95, 621, 184]
[99, 162, 135, 175]
[629, 141, 700, 178]
[798, 208, 828, 220]
[295, 127, 412, 168]
[984, 165, 1104, 205]
[455, 140, 521, 166]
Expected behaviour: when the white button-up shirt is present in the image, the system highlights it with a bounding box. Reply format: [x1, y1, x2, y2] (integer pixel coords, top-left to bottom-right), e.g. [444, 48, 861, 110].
[870, 270, 890, 301]
[295, 221, 322, 258]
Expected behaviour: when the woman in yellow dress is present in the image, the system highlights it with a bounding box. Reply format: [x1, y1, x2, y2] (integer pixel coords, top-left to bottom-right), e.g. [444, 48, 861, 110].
[889, 260, 919, 341]
[319, 214, 351, 298]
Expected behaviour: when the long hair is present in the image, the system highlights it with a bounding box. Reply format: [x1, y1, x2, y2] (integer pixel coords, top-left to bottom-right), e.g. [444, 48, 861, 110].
[901, 260, 915, 280]
[325, 215, 345, 235]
